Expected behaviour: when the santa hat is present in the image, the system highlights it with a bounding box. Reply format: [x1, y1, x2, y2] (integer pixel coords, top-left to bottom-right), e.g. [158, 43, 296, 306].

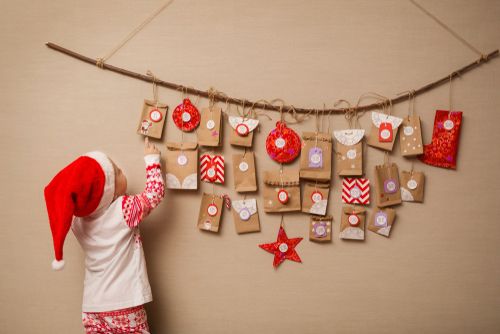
[44, 151, 115, 270]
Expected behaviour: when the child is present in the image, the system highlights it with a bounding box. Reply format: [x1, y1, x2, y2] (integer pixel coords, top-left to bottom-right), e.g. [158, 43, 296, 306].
[44, 138, 164, 333]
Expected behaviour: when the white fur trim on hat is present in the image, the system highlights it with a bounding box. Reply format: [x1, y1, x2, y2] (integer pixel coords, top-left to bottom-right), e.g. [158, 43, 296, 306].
[52, 259, 65, 271]
[84, 151, 115, 214]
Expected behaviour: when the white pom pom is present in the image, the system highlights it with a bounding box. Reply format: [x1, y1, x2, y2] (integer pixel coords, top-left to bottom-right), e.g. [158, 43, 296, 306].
[52, 259, 65, 271]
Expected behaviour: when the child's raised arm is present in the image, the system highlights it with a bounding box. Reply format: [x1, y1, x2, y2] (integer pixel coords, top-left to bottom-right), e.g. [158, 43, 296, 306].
[122, 138, 165, 228]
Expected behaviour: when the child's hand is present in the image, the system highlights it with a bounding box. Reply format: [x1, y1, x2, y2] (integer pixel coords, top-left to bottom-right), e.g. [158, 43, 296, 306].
[144, 137, 160, 156]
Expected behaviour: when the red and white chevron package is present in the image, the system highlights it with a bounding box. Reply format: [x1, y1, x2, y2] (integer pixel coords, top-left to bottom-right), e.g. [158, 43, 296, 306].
[200, 154, 225, 184]
[342, 178, 370, 205]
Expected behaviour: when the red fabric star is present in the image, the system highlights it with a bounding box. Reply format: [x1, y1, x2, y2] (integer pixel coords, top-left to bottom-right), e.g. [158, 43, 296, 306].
[259, 226, 303, 268]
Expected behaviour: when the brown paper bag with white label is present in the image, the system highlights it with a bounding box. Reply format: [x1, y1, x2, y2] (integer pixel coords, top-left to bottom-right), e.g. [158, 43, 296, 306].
[299, 132, 332, 181]
[309, 215, 333, 242]
[374, 162, 402, 207]
[165, 142, 198, 190]
[333, 129, 364, 176]
[301, 182, 330, 216]
[399, 115, 424, 156]
[228, 116, 259, 147]
[232, 198, 260, 234]
[367, 112, 403, 151]
[368, 208, 396, 237]
[340, 206, 366, 240]
[198, 106, 222, 147]
[137, 99, 168, 139]
[263, 170, 301, 213]
[400, 170, 425, 202]
[197, 193, 223, 233]
[232, 152, 257, 192]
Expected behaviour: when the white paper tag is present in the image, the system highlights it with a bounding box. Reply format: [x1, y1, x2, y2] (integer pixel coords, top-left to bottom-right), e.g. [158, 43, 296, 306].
[206, 120, 215, 129]
[275, 137, 286, 148]
[444, 119, 454, 130]
[177, 155, 188, 166]
[239, 161, 249, 172]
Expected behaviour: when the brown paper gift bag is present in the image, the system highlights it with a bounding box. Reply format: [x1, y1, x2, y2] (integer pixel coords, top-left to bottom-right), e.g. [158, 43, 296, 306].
[232, 152, 257, 192]
[299, 132, 332, 181]
[368, 208, 396, 237]
[374, 161, 402, 207]
[301, 182, 330, 216]
[165, 142, 198, 190]
[197, 193, 224, 232]
[309, 215, 332, 242]
[228, 116, 259, 147]
[367, 112, 403, 151]
[400, 170, 425, 202]
[137, 99, 168, 139]
[340, 206, 366, 240]
[232, 198, 260, 234]
[198, 106, 222, 147]
[263, 170, 301, 213]
[400, 115, 424, 156]
[333, 129, 364, 176]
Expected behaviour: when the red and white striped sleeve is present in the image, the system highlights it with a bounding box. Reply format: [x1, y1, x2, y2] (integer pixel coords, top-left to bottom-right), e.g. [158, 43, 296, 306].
[122, 154, 165, 228]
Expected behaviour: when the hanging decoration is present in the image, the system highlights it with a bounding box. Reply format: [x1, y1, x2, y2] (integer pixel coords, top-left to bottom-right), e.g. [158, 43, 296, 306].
[420, 111, 463, 169]
[136, 71, 168, 139]
[172, 98, 200, 132]
[299, 110, 332, 181]
[333, 100, 365, 176]
[368, 208, 396, 237]
[400, 168, 425, 202]
[340, 206, 366, 240]
[341, 178, 370, 205]
[232, 198, 260, 234]
[309, 215, 333, 243]
[197, 193, 225, 232]
[302, 182, 330, 216]
[165, 142, 198, 190]
[232, 151, 258, 193]
[259, 217, 303, 268]
[266, 121, 301, 163]
[399, 90, 424, 156]
[198, 91, 223, 147]
[374, 154, 402, 207]
[263, 169, 301, 213]
[200, 154, 225, 184]
[229, 116, 260, 147]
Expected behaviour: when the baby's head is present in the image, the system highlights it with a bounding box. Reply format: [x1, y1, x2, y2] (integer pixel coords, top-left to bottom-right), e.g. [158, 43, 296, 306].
[45, 150, 122, 270]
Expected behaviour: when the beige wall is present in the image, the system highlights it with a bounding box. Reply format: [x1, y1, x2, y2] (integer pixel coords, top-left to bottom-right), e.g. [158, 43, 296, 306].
[1, 0, 499, 333]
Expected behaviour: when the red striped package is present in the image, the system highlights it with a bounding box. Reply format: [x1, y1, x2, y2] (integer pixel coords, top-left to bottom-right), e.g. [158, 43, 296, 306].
[200, 154, 224, 184]
[341, 178, 370, 205]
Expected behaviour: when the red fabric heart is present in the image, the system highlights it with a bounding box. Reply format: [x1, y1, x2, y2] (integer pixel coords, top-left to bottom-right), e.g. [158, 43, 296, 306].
[265, 121, 301, 163]
[172, 98, 200, 132]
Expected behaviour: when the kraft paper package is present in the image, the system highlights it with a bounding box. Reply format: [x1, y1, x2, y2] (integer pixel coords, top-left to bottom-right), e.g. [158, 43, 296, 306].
[263, 169, 301, 213]
[165, 142, 198, 190]
[232, 198, 260, 234]
[299, 131, 332, 181]
[400, 170, 425, 202]
[309, 215, 333, 242]
[368, 207, 396, 237]
[228, 116, 259, 147]
[333, 129, 364, 176]
[374, 159, 402, 207]
[232, 152, 258, 192]
[340, 205, 366, 240]
[197, 106, 222, 147]
[137, 99, 168, 139]
[301, 182, 330, 216]
[197, 192, 224, 233]
[399, 115, 424, 156]
[367, 111, 403, 151]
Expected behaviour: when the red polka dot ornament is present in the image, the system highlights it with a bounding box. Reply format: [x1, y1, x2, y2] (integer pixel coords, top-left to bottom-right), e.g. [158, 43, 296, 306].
[172, 98, 200, 132]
